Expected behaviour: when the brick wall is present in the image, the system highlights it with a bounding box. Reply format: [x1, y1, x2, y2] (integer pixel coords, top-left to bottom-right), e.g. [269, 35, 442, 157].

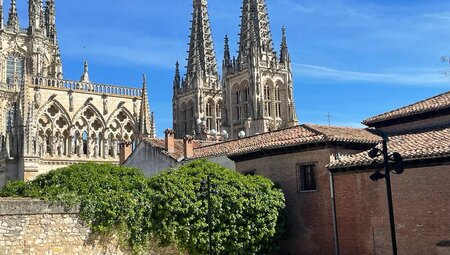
[235, 148, 339, 255]
[334, 165, 450, 255]
[0, 199, 177, 255]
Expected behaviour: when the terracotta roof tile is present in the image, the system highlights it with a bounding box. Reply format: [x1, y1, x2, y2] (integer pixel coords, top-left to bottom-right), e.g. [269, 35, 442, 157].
[328, 126, 450, 169]
[193, 124, 379, 159]
[363, 91, 450, 126]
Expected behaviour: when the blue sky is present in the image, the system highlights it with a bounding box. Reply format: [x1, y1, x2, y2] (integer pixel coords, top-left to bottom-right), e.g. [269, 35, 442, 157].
[9, 0, 450, 136]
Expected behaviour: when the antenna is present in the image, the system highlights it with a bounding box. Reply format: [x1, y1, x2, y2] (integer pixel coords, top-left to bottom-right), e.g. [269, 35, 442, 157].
[326, 112, 332, 126]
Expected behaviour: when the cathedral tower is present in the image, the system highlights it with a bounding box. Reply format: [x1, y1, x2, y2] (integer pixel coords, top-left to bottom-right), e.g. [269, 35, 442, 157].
[222, 0, 298, 138]
[172, 0, 223, 139]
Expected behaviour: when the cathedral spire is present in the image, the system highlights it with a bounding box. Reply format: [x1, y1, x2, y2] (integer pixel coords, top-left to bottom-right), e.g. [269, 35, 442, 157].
[223, 34, 231, 67]
[185, 0, 219, 89]
[237, 0, 274, 64]
[7, 0, 19, 30]
[28, 0, 44, 31]
[173, 61, 181, 92]
[280, 26, 290, 64]
[45, 0, 58, 44]
[139, 74, 154, 138]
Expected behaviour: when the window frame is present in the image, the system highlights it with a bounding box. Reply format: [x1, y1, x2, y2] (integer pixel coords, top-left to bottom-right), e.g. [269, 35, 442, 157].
[296, 163, 318, 193]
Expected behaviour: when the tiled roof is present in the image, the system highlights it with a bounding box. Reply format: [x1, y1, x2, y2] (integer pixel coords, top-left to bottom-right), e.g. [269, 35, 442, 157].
[328, 126, 450, 169]
[193, 124, 380, 159]
[363, 91, 450, 126]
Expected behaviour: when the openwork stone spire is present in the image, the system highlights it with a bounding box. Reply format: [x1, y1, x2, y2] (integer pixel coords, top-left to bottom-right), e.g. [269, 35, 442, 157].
[28, 0, 44, 30]
[280, 26, 290, 64]
[184, 0, 219, 89]
[7, 0, 19, 30]
[139, 74, 154, 138]
[237, 0, 275, 64]
[45, 0, 58, 44]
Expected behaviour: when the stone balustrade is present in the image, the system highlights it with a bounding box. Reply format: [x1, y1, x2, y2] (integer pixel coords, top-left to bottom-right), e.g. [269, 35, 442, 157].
[32, 77, 142, 98]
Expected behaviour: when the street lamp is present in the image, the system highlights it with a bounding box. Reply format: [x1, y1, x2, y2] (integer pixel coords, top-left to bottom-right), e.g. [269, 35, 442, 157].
[199, 174, 218, 255]
[368, 136, 404, 255]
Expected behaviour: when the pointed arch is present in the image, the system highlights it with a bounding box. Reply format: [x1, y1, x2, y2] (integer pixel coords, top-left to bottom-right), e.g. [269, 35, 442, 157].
[36, 99, 72, 127]
[106, 106, 136, 127]
[73, 103, 106, 128]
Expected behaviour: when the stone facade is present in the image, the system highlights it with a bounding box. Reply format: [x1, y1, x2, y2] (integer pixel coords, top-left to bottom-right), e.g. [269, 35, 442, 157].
[0, 0, 156, 185]
[173, 0, 298, 140]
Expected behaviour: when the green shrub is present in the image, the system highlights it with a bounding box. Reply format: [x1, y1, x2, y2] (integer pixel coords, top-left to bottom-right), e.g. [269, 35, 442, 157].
[0, 161, 286, 255]
[149, 160, 286, 255]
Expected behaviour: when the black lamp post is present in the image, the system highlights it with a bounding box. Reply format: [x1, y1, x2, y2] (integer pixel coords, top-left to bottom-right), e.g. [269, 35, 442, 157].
[200, 174, 218, 255]
[368, 136, 404, 255]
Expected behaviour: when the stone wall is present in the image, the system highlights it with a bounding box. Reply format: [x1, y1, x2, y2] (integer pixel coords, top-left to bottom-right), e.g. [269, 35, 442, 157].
[0, 199, 178, 255]
[0, 198, 129, 255]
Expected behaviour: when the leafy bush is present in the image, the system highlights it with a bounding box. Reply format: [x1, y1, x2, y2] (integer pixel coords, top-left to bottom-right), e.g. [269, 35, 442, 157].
[0, 161, 286, 255]
[0, 163, 154, 254]
[149, 160, 286, 255]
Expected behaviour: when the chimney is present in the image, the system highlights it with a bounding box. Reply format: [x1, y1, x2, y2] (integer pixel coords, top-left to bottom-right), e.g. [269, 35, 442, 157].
[165, 129, 175, 154]
[119, 142, 133, 165]
[183, 135, 195, 159]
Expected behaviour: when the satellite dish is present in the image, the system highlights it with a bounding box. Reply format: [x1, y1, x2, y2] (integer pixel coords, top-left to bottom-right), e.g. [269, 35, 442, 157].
[238, 131, 246, 138]
[196, 119, 202, 125]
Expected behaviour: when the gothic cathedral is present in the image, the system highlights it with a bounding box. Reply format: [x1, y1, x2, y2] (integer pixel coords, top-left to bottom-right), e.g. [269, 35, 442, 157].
[173, 0, 298, 139]
[0, 0, 155, 185]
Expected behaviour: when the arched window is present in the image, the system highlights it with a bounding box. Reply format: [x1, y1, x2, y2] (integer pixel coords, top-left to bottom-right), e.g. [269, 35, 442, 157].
[243, 86, 249, 119]
[216, 101, 222, 132]
[6, 56, 24, 84]
[180, 103, 187, 136]
[187, 101, 194, 135]
[206, 100, 214, 131]
[264, 82, 272, 117]
[275, 85, 282, 118]
[234, 88, 241, 121]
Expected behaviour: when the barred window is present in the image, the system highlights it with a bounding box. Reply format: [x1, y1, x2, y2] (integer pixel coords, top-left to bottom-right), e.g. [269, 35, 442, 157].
[297, 164, 317, 192]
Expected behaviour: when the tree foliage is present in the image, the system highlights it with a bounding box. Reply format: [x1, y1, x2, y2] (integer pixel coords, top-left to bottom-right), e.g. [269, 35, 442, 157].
[149, 160, 286, 255]
[0, 161, 286, 255]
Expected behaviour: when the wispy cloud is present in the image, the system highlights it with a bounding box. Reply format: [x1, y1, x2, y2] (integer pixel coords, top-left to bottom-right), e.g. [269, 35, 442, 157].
[293, 63, 449, 86]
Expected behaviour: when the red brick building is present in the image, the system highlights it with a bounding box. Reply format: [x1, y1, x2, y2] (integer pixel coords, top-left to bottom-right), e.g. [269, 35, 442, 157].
[329, 91, 450, 255]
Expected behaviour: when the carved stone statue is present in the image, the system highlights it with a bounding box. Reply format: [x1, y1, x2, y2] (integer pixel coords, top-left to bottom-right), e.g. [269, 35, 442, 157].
[111, 139, 118, 157]
[69, 135, 75, 157]
[34, 88, 41, 109]
[103, 138, 110, 159]
[68, 91, 74, 112]
[58, 137, 64, 157]
[77, 136, 83, 157]
[103, 96, 108, 115]
[133, 99, 138, 117]
[93, 137, 99, 158]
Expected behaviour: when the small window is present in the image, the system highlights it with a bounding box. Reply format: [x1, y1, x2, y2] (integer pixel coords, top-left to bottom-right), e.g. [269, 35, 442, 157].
[244, 170, 256, 176]
[297, 164, 317, 192]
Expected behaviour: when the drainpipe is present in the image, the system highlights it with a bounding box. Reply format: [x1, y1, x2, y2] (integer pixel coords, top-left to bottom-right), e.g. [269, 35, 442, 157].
[329, 171, 340, 255]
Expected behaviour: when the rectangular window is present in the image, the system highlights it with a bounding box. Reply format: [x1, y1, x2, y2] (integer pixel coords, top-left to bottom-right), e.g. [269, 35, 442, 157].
[297, 164, 317, 192]
[244, 170, 256, 176]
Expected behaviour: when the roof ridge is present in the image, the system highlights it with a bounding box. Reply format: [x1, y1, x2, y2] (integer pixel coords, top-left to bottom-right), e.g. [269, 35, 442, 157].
[363, 90, 450, 125]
